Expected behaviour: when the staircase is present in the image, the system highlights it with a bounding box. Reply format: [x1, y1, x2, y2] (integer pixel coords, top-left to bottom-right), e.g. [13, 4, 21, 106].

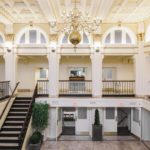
[117, 108, 131, 136]
[0, 97, 32, 150]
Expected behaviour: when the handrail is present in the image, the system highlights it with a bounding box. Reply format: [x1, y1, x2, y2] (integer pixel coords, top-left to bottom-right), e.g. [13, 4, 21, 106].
[0, 82, 20, 120]
[59, 80, 92, 82]
[18, 83, 38, 149]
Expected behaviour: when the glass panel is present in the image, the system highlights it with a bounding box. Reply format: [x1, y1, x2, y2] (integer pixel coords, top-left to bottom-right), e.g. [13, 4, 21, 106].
[115, 30, 122, 43]
[20, 33, 25, 44]
[83, 33, 89, 43]
[106, 108, 115, 119]
[105, 33, 110, 43]
[133, 108, 139, 123]
[62, 34, 68, 43]
[40, 68, 47, 78]
[29, 30, 37, 43]
[78, 108, 87, 119]
[0, 36, 3, 43]
[126, 33, 132, 43]
[40, 33, 46, 43]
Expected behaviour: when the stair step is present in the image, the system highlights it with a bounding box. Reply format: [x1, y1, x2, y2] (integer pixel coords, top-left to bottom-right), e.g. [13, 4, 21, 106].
[8, 112, 27, 116]
[12, 104, 30, 108]
[11, 108, 28, 112]
[14, 100, 31, 104]
[0, 137, 19, 143]
[16, 97, 31, 100]
[0, 143, 19, 149]
[0, 131, 20, 135]
[4, 122, 24, 126]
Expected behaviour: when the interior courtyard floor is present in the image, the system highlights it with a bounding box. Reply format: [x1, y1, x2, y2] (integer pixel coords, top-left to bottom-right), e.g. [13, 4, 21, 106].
[41, 140, 150, 150]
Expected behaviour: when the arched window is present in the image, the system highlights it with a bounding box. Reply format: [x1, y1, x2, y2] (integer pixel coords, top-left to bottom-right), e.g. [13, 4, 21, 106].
[103, 27, 135, 45]
[0, 33, 4, 44]
[61, 32, 89, 44]
[17, 28, 48, 44]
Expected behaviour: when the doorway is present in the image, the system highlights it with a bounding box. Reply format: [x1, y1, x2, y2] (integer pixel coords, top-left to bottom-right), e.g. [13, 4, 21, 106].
[117, 108, 131, 136]
[62, 107, 76, 135]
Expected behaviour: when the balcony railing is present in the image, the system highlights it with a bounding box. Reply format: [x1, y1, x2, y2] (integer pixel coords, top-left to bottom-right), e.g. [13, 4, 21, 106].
[102, 80, 135, 97]
[59, 80, 92, 96]
[0, 81, 10, 100]
[37, 80, 49, 97]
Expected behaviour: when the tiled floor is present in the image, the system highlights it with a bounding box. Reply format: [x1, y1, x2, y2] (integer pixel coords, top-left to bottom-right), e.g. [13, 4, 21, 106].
[41, 141, 149, 150]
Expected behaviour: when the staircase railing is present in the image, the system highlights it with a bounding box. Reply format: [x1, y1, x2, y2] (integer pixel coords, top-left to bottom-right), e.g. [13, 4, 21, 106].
[0, 81, 10, 100]
[18, 83, 38, 150]
[0, 82, 20, 120]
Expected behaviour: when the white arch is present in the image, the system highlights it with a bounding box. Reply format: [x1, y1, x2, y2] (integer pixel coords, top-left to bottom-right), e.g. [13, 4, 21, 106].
[102, 26, 136, 44]
[145, 25, 150, 42]
[15, 26, 49, 44]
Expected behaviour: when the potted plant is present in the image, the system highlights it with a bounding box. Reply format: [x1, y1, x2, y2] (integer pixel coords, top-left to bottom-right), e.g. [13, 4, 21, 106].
[29, 103, 49, 150]
[92, 109, 103, 141]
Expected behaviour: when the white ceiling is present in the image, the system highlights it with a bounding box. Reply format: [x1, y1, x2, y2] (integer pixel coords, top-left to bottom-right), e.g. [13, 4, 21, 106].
[0, 0, 150, 24]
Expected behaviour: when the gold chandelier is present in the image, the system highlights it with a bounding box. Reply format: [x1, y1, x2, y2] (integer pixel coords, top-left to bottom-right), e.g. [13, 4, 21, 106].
[49, 0, 101, 47]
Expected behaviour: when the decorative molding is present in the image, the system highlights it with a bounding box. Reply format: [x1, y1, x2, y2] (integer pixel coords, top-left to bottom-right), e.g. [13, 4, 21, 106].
[93, 34, 102, 42]
[5, 34, 14, 41]
[137, 33, 145, 42]
[49, 34, 58, 42]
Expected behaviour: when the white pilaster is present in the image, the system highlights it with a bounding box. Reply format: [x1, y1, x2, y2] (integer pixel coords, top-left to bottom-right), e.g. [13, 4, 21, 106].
[91, 52, 103, 97]
[134, 41, 146, 97]
[4, 48, 18, 89]
[47, 49, 60, 97]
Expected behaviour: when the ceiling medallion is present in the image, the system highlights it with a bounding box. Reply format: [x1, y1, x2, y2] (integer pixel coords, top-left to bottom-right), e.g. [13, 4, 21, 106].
[49, 0, 102, 48]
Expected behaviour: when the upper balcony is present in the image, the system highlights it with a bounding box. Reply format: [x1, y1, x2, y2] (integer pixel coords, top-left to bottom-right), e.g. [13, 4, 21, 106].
[37, 80, 135, 97]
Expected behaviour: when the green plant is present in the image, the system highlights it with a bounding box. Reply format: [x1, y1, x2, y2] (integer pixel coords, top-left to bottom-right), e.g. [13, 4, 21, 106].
[32, 103, 49, 131]
[94, 109, 100, 125]
[29, 131, 42, 144]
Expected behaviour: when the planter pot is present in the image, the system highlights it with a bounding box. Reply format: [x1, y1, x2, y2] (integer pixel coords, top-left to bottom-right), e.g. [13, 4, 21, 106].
[92, 124, 103, 141]
[29, 142, 41, 150]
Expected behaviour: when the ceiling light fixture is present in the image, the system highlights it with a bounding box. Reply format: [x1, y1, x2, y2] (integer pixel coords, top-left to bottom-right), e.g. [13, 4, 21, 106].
[49, 0, 102, 48]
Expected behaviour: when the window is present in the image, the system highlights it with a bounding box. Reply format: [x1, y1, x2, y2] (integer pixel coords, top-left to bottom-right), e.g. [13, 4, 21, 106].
[103, 27, 135, 44]
[105, 33, 111, 44]
[106, 108, 115, 119]
[102, 68, 116, 80]
[20, 33, 25, 43]
[40, 68, 47, 78]
[18, 28, 47, 44]
[78, 108, 87, 119]
[62, 34, 68, 43]
[83, 33, 89, 43]
[133, 108, 139, 123]
[0, 35, 4, 43]
[115, 30, 122, 43]
[29, 30, 37, 43]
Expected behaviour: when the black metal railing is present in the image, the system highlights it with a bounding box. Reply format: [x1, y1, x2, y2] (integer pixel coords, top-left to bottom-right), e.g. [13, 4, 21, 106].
[18, 84, 38, 150]
[37, 80, 49, 97]
[0, 81, 10, 100]
[0, 82, 20, 120]
[59, 80, 92, 96]
[102, 80, 135, 97]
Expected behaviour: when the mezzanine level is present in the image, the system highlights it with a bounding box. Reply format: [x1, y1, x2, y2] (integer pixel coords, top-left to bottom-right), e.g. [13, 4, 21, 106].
[37, 80, 135, 97]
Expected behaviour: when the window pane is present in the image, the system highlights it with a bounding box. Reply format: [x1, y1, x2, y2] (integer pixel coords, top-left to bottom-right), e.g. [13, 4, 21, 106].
[29, 30, 37, 43]
[106, 108, 115, 119]
[133, 108, 139, 123]
[115, 30, 122, 43]
[78, 108, 87, 119]
[126, 33, 132, 43]
[105, 33, 110, 43]
[20, 33, 25, 44]
[0, 36, 3, 43]
[62, 34, 68, 43]
[40, 33, 46, 43]
[58, 108, 62, 121]
[83, 33, 89, 43]
[40, 68, 47, 78]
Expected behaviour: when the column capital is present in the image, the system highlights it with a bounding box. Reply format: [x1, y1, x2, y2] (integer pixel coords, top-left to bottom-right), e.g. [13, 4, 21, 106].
[5, 34, 14, 42]
[137, 33, 145, 42]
